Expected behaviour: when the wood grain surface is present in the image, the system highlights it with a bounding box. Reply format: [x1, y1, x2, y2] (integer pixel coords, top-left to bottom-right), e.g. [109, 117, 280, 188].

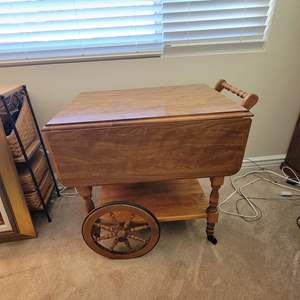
[44, 117, 251, 186]
[45, 84, 249, 127]
[99, 179, 208, 222]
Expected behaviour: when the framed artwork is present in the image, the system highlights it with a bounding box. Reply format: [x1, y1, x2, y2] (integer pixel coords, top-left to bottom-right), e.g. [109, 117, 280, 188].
[0, 202, 12, 232]
[0, 121, 36, 242]
[0, 178, 14, 233]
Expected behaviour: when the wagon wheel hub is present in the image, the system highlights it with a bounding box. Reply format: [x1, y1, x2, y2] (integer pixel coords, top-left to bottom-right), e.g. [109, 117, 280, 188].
[117, 229, 127, 239]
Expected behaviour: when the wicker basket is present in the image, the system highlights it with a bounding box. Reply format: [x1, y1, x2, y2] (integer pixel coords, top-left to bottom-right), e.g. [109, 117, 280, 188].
[24, 170, 54, 210]
[17, 151, 48, 193]
[6, 96, 38, 160]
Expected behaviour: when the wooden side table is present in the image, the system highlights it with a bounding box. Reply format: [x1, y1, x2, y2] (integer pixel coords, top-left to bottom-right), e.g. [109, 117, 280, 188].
[43, 80, 258, 259]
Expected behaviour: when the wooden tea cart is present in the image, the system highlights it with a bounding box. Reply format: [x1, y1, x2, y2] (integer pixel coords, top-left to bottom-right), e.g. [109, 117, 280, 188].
[42, 80, 258, 259]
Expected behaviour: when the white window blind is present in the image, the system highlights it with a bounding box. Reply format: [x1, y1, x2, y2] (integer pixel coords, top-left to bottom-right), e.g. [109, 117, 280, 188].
[0, 0, 276, 65]
[163, 0, 275, 51]
[0, 0, 163, 64]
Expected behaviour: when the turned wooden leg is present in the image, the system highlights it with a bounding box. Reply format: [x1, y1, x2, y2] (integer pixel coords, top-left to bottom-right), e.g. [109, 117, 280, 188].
[206, 177, 224, 245]
[77, 186, 95, 213]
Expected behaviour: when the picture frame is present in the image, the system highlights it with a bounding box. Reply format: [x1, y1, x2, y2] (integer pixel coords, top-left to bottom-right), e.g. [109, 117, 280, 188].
[0, 121, 36, 242]
[0, 176, 15, 234]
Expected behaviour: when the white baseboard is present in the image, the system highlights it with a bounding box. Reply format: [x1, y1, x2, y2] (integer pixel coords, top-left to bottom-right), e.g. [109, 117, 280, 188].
[242, 154, 286, 168]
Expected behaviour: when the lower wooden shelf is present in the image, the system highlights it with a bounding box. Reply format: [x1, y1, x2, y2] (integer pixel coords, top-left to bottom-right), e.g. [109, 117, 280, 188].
[99, 179, 208, 222]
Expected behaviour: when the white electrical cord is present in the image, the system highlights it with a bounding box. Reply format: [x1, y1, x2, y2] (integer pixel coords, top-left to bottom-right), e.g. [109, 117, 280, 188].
[219, 172, 262, 219]
[219, 163, 300, 221]
[57, 183, 78, 197]
[282, 165, 300, 185]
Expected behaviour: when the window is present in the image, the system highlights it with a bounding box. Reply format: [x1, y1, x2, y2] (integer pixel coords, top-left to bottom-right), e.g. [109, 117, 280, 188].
[0, 0, 275, 65]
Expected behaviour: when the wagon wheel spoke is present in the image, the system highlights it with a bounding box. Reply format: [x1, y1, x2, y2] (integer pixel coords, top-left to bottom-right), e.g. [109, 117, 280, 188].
[129, 224, 150, 232]
[98, 223, 115, 232]
[124, 239, 132, 250]
[92, 225, 101, 238]
[124, 214, 135, 229]
[96, 232, 115, 241]
[128, 234, 147, 244]
[110, 238, 119, 251]
[109, 212, 118, 224]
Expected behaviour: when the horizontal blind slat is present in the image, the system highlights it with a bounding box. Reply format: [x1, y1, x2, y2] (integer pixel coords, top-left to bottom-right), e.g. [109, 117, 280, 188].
[0, 0, 161, 14]
[164, 17, 267, 32]
[0, 36, 162, 53]
[0, 44, 162, 64]
[0, 24, 162, 43]
[166, 36, 265, 47]
[0, 5, 162, 23]
[164, 7, 269, 23]
[164, 0, 270, 12]
[165, 26, 266, 40]
[0, 14, 161, 27]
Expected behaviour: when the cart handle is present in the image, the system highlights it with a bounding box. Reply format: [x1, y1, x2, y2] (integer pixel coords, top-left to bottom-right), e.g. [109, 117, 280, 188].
[214, 79, 258, 110]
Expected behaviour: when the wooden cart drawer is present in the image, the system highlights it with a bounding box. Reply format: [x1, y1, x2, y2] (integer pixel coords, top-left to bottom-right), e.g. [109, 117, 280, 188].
[44, 117, 251, 186]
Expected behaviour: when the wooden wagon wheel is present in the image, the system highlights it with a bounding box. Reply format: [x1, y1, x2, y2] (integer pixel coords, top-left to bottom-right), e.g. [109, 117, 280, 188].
[82, 201, 160, 259]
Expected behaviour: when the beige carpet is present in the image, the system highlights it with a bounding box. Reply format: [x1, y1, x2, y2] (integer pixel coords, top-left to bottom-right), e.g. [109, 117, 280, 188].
[0, 169, 299, 300]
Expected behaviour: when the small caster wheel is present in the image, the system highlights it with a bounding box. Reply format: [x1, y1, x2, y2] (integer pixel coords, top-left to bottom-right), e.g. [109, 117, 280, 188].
[82, 201, 160, 259]
[207, 235, 218, 245]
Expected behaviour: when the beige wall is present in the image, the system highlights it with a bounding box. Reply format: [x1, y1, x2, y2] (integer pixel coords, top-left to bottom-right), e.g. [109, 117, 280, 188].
[0, 0, 299, 157]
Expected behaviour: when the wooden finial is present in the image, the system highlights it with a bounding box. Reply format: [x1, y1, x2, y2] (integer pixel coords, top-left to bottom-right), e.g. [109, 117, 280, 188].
[242, 94, 259, 110]
[214, 79, 226, 92]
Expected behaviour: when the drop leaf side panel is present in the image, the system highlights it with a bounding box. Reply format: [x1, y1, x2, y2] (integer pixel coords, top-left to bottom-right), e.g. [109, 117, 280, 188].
[43, 118, 252, 186]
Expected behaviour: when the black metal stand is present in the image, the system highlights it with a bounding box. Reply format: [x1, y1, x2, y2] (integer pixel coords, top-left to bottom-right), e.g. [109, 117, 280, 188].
[22, 86, 61, 198]
[0, 86, 60, 222]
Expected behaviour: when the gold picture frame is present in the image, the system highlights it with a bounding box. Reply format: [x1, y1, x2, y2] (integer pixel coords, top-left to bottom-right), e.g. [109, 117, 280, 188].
[0, 121, 36, 242]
